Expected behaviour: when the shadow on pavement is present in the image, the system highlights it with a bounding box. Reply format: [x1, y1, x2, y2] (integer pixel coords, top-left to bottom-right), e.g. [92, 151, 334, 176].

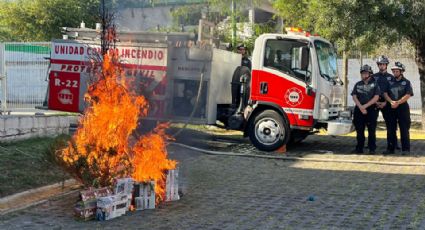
[166, 126, 425, 158]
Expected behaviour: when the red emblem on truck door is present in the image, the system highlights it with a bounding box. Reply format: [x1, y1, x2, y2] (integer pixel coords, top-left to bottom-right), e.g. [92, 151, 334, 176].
[284, 87, 303, 107]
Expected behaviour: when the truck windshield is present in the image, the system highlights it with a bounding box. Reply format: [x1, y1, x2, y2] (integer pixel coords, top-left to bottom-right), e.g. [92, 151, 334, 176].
[314, 41, 338, 80]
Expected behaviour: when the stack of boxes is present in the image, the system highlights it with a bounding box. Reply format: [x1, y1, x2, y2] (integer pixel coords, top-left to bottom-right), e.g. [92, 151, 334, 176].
[95, 178, 134, 221]
[74, 187, 113, 220]
[74, 169, 180, 221]
[96, 194, 130, 221]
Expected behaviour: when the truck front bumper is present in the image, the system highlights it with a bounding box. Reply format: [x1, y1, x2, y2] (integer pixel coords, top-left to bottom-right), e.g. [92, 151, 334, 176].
[325, 119, 354, 135]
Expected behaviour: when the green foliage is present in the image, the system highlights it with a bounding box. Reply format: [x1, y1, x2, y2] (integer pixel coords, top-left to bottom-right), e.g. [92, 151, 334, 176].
[379, 0, 425, 46]
[207, 0, 259, 14]
[273, 0, 385, 53]
[46, 134, 72, 163]
[0, 0, 100, 42]
[170, 4, 204, 26]
[167, 0, 268, 52]
[272, 0, 425, 54]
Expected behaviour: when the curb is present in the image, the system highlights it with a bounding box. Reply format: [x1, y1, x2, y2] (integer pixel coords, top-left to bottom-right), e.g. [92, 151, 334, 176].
[0, 179, 81, 216]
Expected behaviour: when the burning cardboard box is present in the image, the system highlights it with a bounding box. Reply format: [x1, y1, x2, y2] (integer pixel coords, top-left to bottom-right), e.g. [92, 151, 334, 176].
[74, 187, 113, 220]
[114, 177, 134, 209]
[165, 168, 180, 202]
[74, 202, 97, 221]
[114, 178, 134, 195]
[134, 181, 155, 210]
[96, 194, 130, 221]
[75, 171, 180, 221]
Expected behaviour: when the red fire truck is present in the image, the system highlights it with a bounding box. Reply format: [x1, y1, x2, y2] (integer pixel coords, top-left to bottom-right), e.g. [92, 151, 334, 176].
[47, 27, 353, 151]
[221, 28, 352, 151]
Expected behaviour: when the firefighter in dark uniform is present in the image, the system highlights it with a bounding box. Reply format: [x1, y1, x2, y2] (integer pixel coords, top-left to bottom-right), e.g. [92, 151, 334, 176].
[384, 62, 413, 155]
[237, 44, 252, 70]
[372, 55, 398, 151]
[351, 65, 380, 154]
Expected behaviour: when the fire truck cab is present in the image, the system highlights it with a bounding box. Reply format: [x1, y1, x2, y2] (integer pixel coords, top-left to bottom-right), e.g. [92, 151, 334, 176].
[224, 28, 353, 151]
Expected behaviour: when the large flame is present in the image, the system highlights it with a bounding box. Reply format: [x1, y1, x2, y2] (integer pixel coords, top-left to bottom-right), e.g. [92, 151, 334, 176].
[59, 53, 176, 202]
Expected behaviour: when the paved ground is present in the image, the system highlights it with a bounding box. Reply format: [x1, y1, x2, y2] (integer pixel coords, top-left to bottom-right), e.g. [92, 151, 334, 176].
[173, 127, 425, 158]
[1, 131, 425, 229]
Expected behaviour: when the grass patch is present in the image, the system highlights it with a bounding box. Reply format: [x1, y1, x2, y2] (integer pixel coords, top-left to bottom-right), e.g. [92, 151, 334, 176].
[0, 135, 71, 198]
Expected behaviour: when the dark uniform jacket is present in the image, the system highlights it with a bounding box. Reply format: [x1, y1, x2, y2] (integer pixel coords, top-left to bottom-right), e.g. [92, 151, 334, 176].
[351, 78, 381, 105]
[241, 57, 252, 70]
[388, 76, 414, 102]
[372, 72, 393, 102]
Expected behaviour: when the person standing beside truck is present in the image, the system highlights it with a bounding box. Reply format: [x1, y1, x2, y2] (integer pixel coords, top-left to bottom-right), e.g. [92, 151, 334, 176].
[384, 62, 413, 155]
[372, 55, 398, 151]
[351, 65, 380, 154]
[237, 44, 252, 70]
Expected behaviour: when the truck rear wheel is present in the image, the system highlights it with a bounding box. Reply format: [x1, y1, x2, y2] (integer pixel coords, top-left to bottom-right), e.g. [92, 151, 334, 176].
[248, 110, 290, 151]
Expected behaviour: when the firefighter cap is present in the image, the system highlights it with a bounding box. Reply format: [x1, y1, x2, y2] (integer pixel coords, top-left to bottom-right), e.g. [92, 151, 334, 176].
[390, 62, 406, 72]
[360, 64, 373, 74]
[376, 55, 390, 64]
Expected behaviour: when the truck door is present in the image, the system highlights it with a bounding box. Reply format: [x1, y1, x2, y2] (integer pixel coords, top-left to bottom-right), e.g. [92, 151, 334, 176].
[251, 38, 315, 128]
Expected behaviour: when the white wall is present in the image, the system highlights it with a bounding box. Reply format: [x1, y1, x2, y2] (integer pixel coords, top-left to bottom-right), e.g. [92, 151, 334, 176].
[0, 115, 77, 141]
[116, 7, 174, 31]
[338, 58, 422, 120]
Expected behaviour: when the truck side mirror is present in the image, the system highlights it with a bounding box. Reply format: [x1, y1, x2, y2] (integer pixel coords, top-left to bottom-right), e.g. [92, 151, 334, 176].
[299, 46, 312, 84]
[306, 85, 313, 96]
[299, 47, 309, 71]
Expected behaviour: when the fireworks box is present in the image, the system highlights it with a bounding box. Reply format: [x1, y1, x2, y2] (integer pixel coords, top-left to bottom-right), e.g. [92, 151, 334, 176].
[74, 187, 113, 220]
[74, 202, 97, 221]
[96, 194, 130, 221]
[114, 177, 134, 210]
[165, 168, 180, 202]
[134, 181, 155, 210]
[114, 178, 134, 196]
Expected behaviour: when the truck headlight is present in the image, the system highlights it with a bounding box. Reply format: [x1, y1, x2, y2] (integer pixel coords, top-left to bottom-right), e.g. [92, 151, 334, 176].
[320, 109, 329, 120]
[320, 94, 329, 109]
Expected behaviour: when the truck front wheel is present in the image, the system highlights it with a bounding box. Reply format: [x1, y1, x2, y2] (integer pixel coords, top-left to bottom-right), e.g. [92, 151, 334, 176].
[248, 110, 290, 151]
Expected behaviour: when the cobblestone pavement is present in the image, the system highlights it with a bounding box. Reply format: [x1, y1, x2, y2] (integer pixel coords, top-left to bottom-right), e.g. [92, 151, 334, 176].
[2, 132, 425, 229]
[174, 128, 425, 161]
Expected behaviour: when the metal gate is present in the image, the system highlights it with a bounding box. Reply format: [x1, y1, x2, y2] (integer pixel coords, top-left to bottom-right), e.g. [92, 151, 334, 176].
[0, 42, 51, 110]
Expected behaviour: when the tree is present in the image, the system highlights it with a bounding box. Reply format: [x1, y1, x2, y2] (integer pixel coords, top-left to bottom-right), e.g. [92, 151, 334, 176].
[168, 0, 267, 50]
[208, 0, 260, 48]
[0, 0, 100, 41]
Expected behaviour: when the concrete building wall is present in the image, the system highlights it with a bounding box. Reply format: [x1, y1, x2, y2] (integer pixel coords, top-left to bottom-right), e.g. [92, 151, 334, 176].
[0, 115, 78, 141]
[116, 7, 174, 31]
[115, 0, 279, 32]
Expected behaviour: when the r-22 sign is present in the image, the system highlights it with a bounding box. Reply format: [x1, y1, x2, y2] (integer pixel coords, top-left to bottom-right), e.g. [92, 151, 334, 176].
[54, 78, 79, 88]
[48, 71, 81, 112]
